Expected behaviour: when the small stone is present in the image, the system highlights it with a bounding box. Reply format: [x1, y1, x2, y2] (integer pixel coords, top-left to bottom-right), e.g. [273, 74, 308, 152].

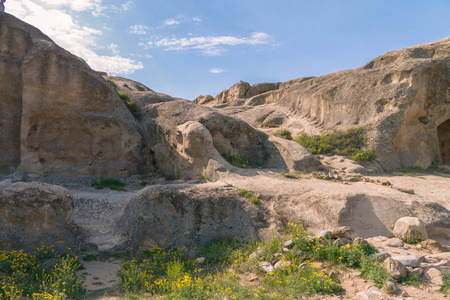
[367, 286, 383, 296]
[401, 291, 409, 297]
[248, 276, 258, 282]
[317, 230, 332, 239]
[384, 257, 408, 280]
[331, 226, 357, 240]
[295, 251, 305, 257]
[260, 261, 274, 273]
[391, 255, 421, 268]
[395, 187, 415, 194]
[409, 267, 423, 277]
[299, 263, 307, 269]
[284, 240, 294, 248]
[195, 257, 205, 264]
[334, 238, 352, 246]
[381, 180, 392, 186]
[274, 260, 291, 270]
[383, 280, 398, 294]
[383, 237, 404, 248]
[425, 267, 443, 285]
[283, 247, 290, 252]
[352, 237, 369, 246]
[373, 252, 391, 262]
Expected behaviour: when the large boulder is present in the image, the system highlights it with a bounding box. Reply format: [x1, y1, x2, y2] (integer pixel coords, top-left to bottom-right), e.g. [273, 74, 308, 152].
[393, 217, 428, 243]
[0, 180, 79, 251]
[0, 13, 143, 176]
[118, 182, 268, 250]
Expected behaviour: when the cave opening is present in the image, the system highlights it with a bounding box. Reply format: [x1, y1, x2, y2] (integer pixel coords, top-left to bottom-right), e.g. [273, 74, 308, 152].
[437, 119, 450, 166]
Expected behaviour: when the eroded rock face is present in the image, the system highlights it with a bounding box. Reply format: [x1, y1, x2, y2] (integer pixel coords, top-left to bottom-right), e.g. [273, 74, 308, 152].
[0, 180, 78, 251]
[198, 38, 450, 169]
[118, 182, 267, 250]
[0, 13, 143, 176]
[142, 100, 322, 179]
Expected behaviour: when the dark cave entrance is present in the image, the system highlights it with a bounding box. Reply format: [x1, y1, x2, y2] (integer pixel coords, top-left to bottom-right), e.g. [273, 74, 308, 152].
[438, 119, 450, 166]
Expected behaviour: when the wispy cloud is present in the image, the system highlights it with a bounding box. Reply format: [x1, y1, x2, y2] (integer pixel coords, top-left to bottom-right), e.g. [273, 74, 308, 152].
[163, 16, 201, 27]
[147, 32, 272, 56]
[8, 0, 143, 75]
[39, 0, 133, 17]
[164, 18, 180, 26]
[209, 68, 224, 74]
[107, 43, 120, 55]
[129, 24, 150, 35]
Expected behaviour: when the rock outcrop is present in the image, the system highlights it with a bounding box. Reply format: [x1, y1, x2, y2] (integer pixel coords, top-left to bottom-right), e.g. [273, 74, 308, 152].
[118, 182, 268, 250]
[0, 13, 143, 176]
[141, 100, 322, 179]
[0, 180, 79, 251]
[197, 38, 450, 170]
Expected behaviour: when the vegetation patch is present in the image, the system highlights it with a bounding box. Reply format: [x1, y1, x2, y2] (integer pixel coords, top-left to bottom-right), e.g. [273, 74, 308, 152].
[91, 176, 126, 191]
[237, 189, 260, 205]
[294, 127, 376, 162]
[222, 153, 253, 168]
[273, 129, 292, 140]
[391, 163, 450, 176]
[106, 79, 141, 121]
[0, 246, 84, 299]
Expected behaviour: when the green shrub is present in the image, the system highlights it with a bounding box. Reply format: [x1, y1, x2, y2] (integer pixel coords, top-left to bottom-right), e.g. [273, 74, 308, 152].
[222, 154, 252, 168]
[197, 116, 206, 124]
[0, 247, 84, 299]
[274, 129, 292, 140]
[237, 189, 260, 205]
[91, 176, 126, 191]
[359, 256, 389, 288]
[118, 91, 141, 121]
[294, 127, 376, 162]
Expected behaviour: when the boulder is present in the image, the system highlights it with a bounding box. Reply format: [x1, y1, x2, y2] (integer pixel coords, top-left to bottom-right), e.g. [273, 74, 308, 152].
[0, 180, 79, 251]
[384, 257, 408, 280]
[215, 81, 250, 103]
[424, 267, 443, 285]
[383, 237, 404, 248]
[393, 217, 428, 243]
[0, 13, 143, 176]
[194, 94, 214, 105]
[118, 182, 267, 250]
[259, 261, 274, 273]
[391, 255, 421, 268]
[331, 226, 357, 240]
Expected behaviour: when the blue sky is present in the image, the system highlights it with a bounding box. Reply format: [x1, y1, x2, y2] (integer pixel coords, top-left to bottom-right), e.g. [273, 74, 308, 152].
[7, 0, 450, 100]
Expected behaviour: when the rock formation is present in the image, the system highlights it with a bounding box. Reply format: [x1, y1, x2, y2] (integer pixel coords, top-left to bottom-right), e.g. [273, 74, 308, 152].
[0, 13, 143, 176]
[0, 180, 80, 251]
[197, 38, 450, 170]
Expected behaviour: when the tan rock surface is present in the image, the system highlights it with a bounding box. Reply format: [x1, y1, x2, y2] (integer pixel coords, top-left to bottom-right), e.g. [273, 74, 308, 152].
[0, 13, 143, 176]
[198, 38, 450, 170]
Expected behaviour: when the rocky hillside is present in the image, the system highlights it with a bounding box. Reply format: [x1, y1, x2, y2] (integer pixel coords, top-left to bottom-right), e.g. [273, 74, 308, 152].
[196, 38, 450, 170]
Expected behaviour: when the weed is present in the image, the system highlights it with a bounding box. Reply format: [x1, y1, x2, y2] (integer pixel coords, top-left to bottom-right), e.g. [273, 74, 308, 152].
[312, 171, 325, 179]
[295, 127, 376, 162]
[82, 254, 98, 262]
[262, 122, 280, 128]
[283, 173, 299, 179]
[91, 176, 126, 191]
[222, 153, 253, 168]
[118, 91, 141, 121]
[273, 129, 292, 140]
[201, 168, 214, 182]
[197, 116, 206, 124]
[441, 270, 450, 294]
[237, 189, 260, 205]
[359, 256, 389, 288]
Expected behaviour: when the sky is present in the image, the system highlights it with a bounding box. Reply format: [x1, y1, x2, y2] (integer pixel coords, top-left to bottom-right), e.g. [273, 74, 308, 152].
[6, 0, 450, 100]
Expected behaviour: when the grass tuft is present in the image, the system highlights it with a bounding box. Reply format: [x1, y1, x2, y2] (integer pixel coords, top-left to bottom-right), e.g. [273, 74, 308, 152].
[273, 129, 292, 140]
[91, 176, 126, 191]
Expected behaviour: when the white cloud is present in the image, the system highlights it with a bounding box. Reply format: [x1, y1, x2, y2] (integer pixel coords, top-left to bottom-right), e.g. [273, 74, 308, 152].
[129, 24, 149, 35]
[209, 68, 224, 74]
[148, 32, 272, 56]
[7, 0, 143, 75]
[192, 17, 202, 22]
[107, 43, 120, 55]
[164, 18, 180, 26]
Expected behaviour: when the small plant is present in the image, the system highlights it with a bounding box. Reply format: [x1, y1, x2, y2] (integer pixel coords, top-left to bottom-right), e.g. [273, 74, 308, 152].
[350, 148, 377, 162]
[222, 153, 252, 168]
[237, 189, 260, 205]
[91, 176, 126, 191]
[106, 79, 141, 121]
[262, 122, 279, 128]
[201, 168, 214, 182]
[197, 116, 206, 124]
[440, 270, 450, 294]
[283, 173, 299, 179]
[312, 171, 325, 179]
[359, 256, 389, 288]
[274, 129, 292, 140]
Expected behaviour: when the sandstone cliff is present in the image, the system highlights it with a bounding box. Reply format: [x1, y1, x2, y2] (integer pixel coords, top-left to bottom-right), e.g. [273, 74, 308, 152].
[197, 38, 450, 170]
[0, 13, 143, 176]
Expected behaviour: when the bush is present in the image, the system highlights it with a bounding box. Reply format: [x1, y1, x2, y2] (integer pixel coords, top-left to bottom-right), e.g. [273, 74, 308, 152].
[274, 129, 292, 140]
[91, 176, 126, 191]
[294, 127, 376, 162]
[118, 91, 141, 121]
[237, 189, 260, 205]
[222, 153, 253, 168]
